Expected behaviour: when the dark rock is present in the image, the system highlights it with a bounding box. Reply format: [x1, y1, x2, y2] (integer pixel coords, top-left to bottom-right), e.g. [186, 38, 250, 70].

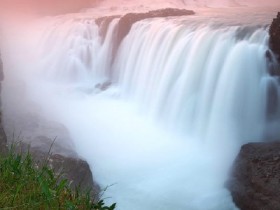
[0, 125, 7, 155]
[226, 142, 280, 210]
[268, 12, 280, 76]
[95, 81, 112, 91]
[269, 12, 280, 75]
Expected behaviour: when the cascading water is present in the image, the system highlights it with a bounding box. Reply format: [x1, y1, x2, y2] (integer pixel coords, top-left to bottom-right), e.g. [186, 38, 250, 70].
[2, 10, 280, 210]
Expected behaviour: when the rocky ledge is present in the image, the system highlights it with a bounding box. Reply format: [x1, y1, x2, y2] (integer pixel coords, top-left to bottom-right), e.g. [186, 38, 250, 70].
[226, 142, 280, 210]
[96, 8, 194, 57]
[267, 12, 280, 76]
[116, 8, 195, 46]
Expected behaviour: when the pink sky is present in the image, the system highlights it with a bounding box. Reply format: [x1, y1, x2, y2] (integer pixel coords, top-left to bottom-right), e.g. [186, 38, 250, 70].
[0, 0, 279, 16]
[95, 0, 280, 8]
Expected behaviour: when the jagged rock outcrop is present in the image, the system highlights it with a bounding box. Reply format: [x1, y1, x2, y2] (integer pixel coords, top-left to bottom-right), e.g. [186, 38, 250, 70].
[226, 142, 280, 210]
[266, 13, 280, 117]
[269, 12, 280, 62]
[269, 12, 280, 76]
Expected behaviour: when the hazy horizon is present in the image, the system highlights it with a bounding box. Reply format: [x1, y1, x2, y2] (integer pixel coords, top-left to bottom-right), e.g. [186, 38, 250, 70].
[0, 0, 280, 16]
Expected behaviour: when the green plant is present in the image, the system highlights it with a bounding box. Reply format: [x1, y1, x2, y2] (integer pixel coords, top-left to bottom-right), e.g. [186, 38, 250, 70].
[0, 145, 116, 210]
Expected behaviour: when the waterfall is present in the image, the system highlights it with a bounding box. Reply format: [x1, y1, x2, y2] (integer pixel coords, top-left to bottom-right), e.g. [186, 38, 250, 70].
[114, 21, 269, 143]
[2, 13, 280, 210]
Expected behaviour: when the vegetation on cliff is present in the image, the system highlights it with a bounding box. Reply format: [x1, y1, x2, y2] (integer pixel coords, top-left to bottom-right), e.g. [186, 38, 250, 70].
[0, 146, 116, 210]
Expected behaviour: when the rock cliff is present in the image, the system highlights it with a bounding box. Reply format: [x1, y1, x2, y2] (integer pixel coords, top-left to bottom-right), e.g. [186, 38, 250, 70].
[227, 142, 280, 210]
[269, 12, 280, 63]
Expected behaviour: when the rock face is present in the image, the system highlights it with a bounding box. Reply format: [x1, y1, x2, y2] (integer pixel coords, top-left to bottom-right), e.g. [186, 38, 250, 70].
[227, 142, 280, 210]
[269, 12, 280, 62]
[268, 13, 280, 76]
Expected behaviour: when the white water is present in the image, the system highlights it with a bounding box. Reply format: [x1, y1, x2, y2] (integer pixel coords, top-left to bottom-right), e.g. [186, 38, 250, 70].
[2, 10, 280, 210]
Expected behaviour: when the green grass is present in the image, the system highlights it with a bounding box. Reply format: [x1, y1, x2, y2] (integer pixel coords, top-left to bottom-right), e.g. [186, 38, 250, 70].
[0, 145, 116, 210]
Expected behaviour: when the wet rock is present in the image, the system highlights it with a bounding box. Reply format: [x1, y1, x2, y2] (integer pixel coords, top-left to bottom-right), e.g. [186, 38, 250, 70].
[226, 142, 280, 210]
